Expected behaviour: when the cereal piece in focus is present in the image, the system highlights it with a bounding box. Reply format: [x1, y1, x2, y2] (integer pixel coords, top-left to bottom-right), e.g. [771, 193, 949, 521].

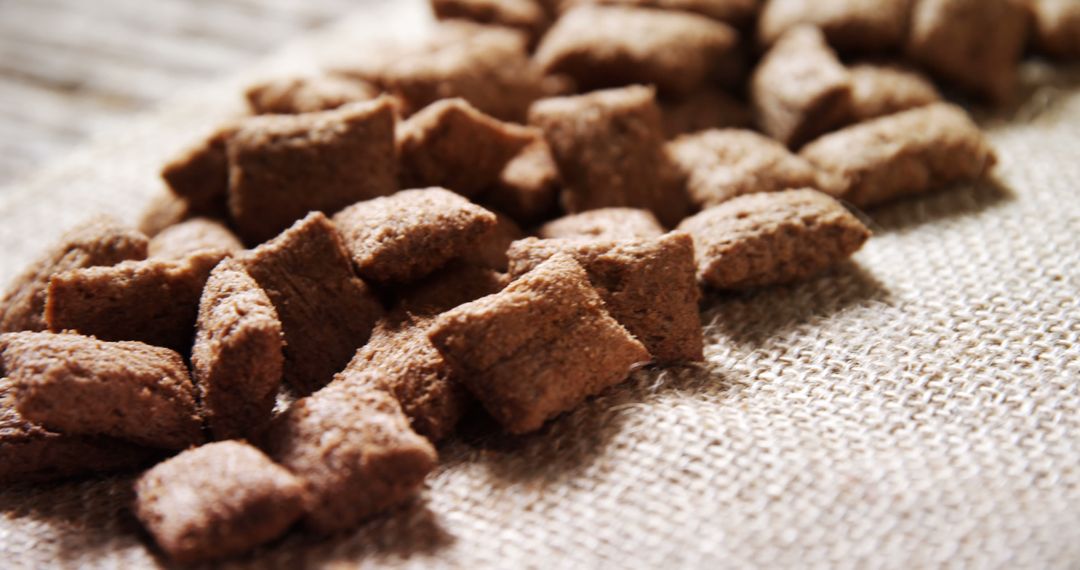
[660, 88, 754, 138]
[192, 259, 284, 441]
[227, 97, 397, 245]
[529, 86, 689, 227]
[906, 0, 1029, 104]
[676, 189, 871, 289]
[148, 218, 243, 260]
[508, 233, 703, 362]
[45, 249, 227, 353]
[800, 103, 997, 208]
[751, 26, 853, 148]
[481, 138, 560, 225]
[459, 213, 524, 272]
[134, 441, 305, 564]
[1033, 0, 1080, 59]
[397, 99, 537, 198]
[333, 188, 498, 285]
[431, 0, 550, 43]
[161, 123, 239, 213]
[757, 0, 912, 52]
[266, 383, 437, 533]
[667, 129, 822, 208]
[240, 213, 384, 395]
[538, 208, 664, 241]
[0, 216, 148, 333]
[535, 5, 741, 96]
[4, 332, 202, 449]
[428, 254, 650, 433]
[245, 75, 380, 115]
[847, 63, 942, 123]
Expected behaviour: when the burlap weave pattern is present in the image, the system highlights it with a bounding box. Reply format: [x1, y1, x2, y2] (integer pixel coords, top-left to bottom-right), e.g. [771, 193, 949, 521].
[2, 3, 1079, 568]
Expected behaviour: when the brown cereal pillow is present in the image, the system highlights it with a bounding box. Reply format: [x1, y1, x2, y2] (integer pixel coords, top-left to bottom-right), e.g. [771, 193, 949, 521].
[459, 213, 524, 272]
[538, 208, 665, 241]
[245, 75, 380, 114]
[660, 88, 754, 139]
[148, 218, 243, 260]
[481, 137, 561, 225]
[847, 63, 942, 123]
[562, 0, 760, 27]
[161, 122, 239, 214]
[137, 190, 228, 238]
[1032, 0, 1080, 59]
[430, 0, 551, 43]
[757, 0, 912, 53]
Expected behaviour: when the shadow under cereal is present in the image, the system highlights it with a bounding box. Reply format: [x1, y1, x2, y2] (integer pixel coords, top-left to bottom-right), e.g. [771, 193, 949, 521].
[861, 175, 1015, 234]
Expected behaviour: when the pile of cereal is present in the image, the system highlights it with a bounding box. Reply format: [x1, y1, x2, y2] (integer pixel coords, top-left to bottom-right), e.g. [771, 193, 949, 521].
[1, 0, 1076, 563]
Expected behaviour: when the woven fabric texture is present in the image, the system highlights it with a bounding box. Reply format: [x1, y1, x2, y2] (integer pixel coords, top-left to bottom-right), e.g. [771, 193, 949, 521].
[2, 3, 1079, 568]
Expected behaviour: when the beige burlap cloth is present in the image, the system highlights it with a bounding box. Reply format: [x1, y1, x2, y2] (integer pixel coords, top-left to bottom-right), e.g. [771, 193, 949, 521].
[2, 3, 1079, 568]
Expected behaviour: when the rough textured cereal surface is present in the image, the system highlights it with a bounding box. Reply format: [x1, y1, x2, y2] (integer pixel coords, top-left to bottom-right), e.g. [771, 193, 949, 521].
[538, 208, 665, 241]
[45, 249, 227, 353]
[751, 26, 853, 148]
[535, 5, 740, 96]
[508, 234, 703, 362]
[3, 332, 202, 449]
[757, 0, 912, 52]
[227, 97, 398, 245]
[847, 64, 942, 123]
[428, 254, 650, 433]
[431, 0, 550, 42]
[134, 441, 305, 564]
[482, 138, 560, 225]
[529, 86, 689, 227]
[161, 123, 238, 213]
[0, 216, 148, 333]
[660, 88, 754, 138]
[265, 383, 438, 534]
[677, 188, 871, 289]
[246, 75, 379, 114]
[906, 0, 1029, 103]
[192, 259, 284, 441]
[240, 213, 384, 395]
[148, 217, 243, 260]
[800, 103, 997, 208]
[668, 128, 821, 208]
[1033, 0, 1080, 58]
[397, 99, 537, 198]
[333, 188, 498, 284]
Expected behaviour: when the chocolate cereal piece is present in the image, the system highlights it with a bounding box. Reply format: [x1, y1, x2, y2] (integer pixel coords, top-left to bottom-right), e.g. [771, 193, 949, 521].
[1033, 0, 1080, 59]
[227, 97, 397, 245]
[192, 260, 284, 441]
[534, 5, 741, 96]
[431, 0, 551, 43]
[161, 123, 238, 213]
[45, 249, 227, 353]
[800, 103, 997, 208]
[757, 0, 912, 52]
[333, 188, 498, 284]
[847, 63, 942, 123]
[460, 213, 525, 272]
[667, 129, 821, 208]
[266, 382, 437, 533]
[481, 138, 560, 225]
[906, 0, 1030, 104]
[137, 191, 214, 237]
[4, 332, 202, 449]
[660, 88, 754, 138]
[751, 26, 854, 148]
[508, 233, 703, 362]
[134, 441, 305, 564]
[563, 0, 760, 27]
[245, 75, 379, 115]
[148, 218, 243, 260]
[0, 216, 148, 333]
[529, 85, 689, 227]
[397, 99, 537, 198]
[428, 254, 650, 433]
[240, 213, 384, 395]
[538, 208, 665, 241]
[676, 189, 871, 289]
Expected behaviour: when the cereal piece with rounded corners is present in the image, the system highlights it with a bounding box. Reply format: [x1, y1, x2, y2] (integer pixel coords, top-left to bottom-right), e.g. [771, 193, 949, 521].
[148, 218, 243, 260]
[538, 208, 664, 241]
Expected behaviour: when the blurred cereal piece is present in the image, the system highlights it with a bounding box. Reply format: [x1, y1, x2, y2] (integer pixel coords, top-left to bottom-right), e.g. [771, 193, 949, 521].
[1031, 0, 1080, 59]
[481, 137, 560, 226]
[660, 88, 754, 138]
[245, 75, 380, 115]
[847, 63, 942, 122]
[148, 218, 243, 260]
[538, 208, 664, 241]
[757, 0, 912, 53]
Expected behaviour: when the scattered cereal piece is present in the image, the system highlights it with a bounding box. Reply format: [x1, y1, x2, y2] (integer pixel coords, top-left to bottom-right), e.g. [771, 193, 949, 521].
[134, 441, 305, 564]
[245, 75, 380, 115]
[399, 263, 511, 317]
[137, 191, 227, 238]
[538, 208, 665, 241]
[800, 103, 997, 208]
[906, 0, 1030, 104]
[535, 5, 741, 96]
[148, 218, 243, 260]
[562, 0, 760, 27]
[333, 188, 498, 284]
[431, 0, 550, 43]
[240, 213, 384, 395]
[161, 123, 238, 213]
[751, 26, 853, 148]
[45, 249, 227, 353]
[265, 382, 437, 533]
[227, 97, 397, 245]
[397, 99, 537, 198]
[508, 233, 703, 362]
[481, 138, 560, 225]
[757, 0, 912, 52]
[677, 189, 871, 289]
[660, 88, 754, 138]
[667, 129, 821, 208]
[459, 213, 525, 272]
[428, 254, 650, 433]
[1032, 0, 1080, 59]
[192, 259, 284, 441]
[847, 63, 942, 122]
[4, 332, 203, 449]
[529, 85, 689, 227]
[0, 216, 148, 333]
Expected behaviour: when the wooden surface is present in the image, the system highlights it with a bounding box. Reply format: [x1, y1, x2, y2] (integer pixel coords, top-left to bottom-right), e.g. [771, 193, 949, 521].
[0, 0, 366, 187]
